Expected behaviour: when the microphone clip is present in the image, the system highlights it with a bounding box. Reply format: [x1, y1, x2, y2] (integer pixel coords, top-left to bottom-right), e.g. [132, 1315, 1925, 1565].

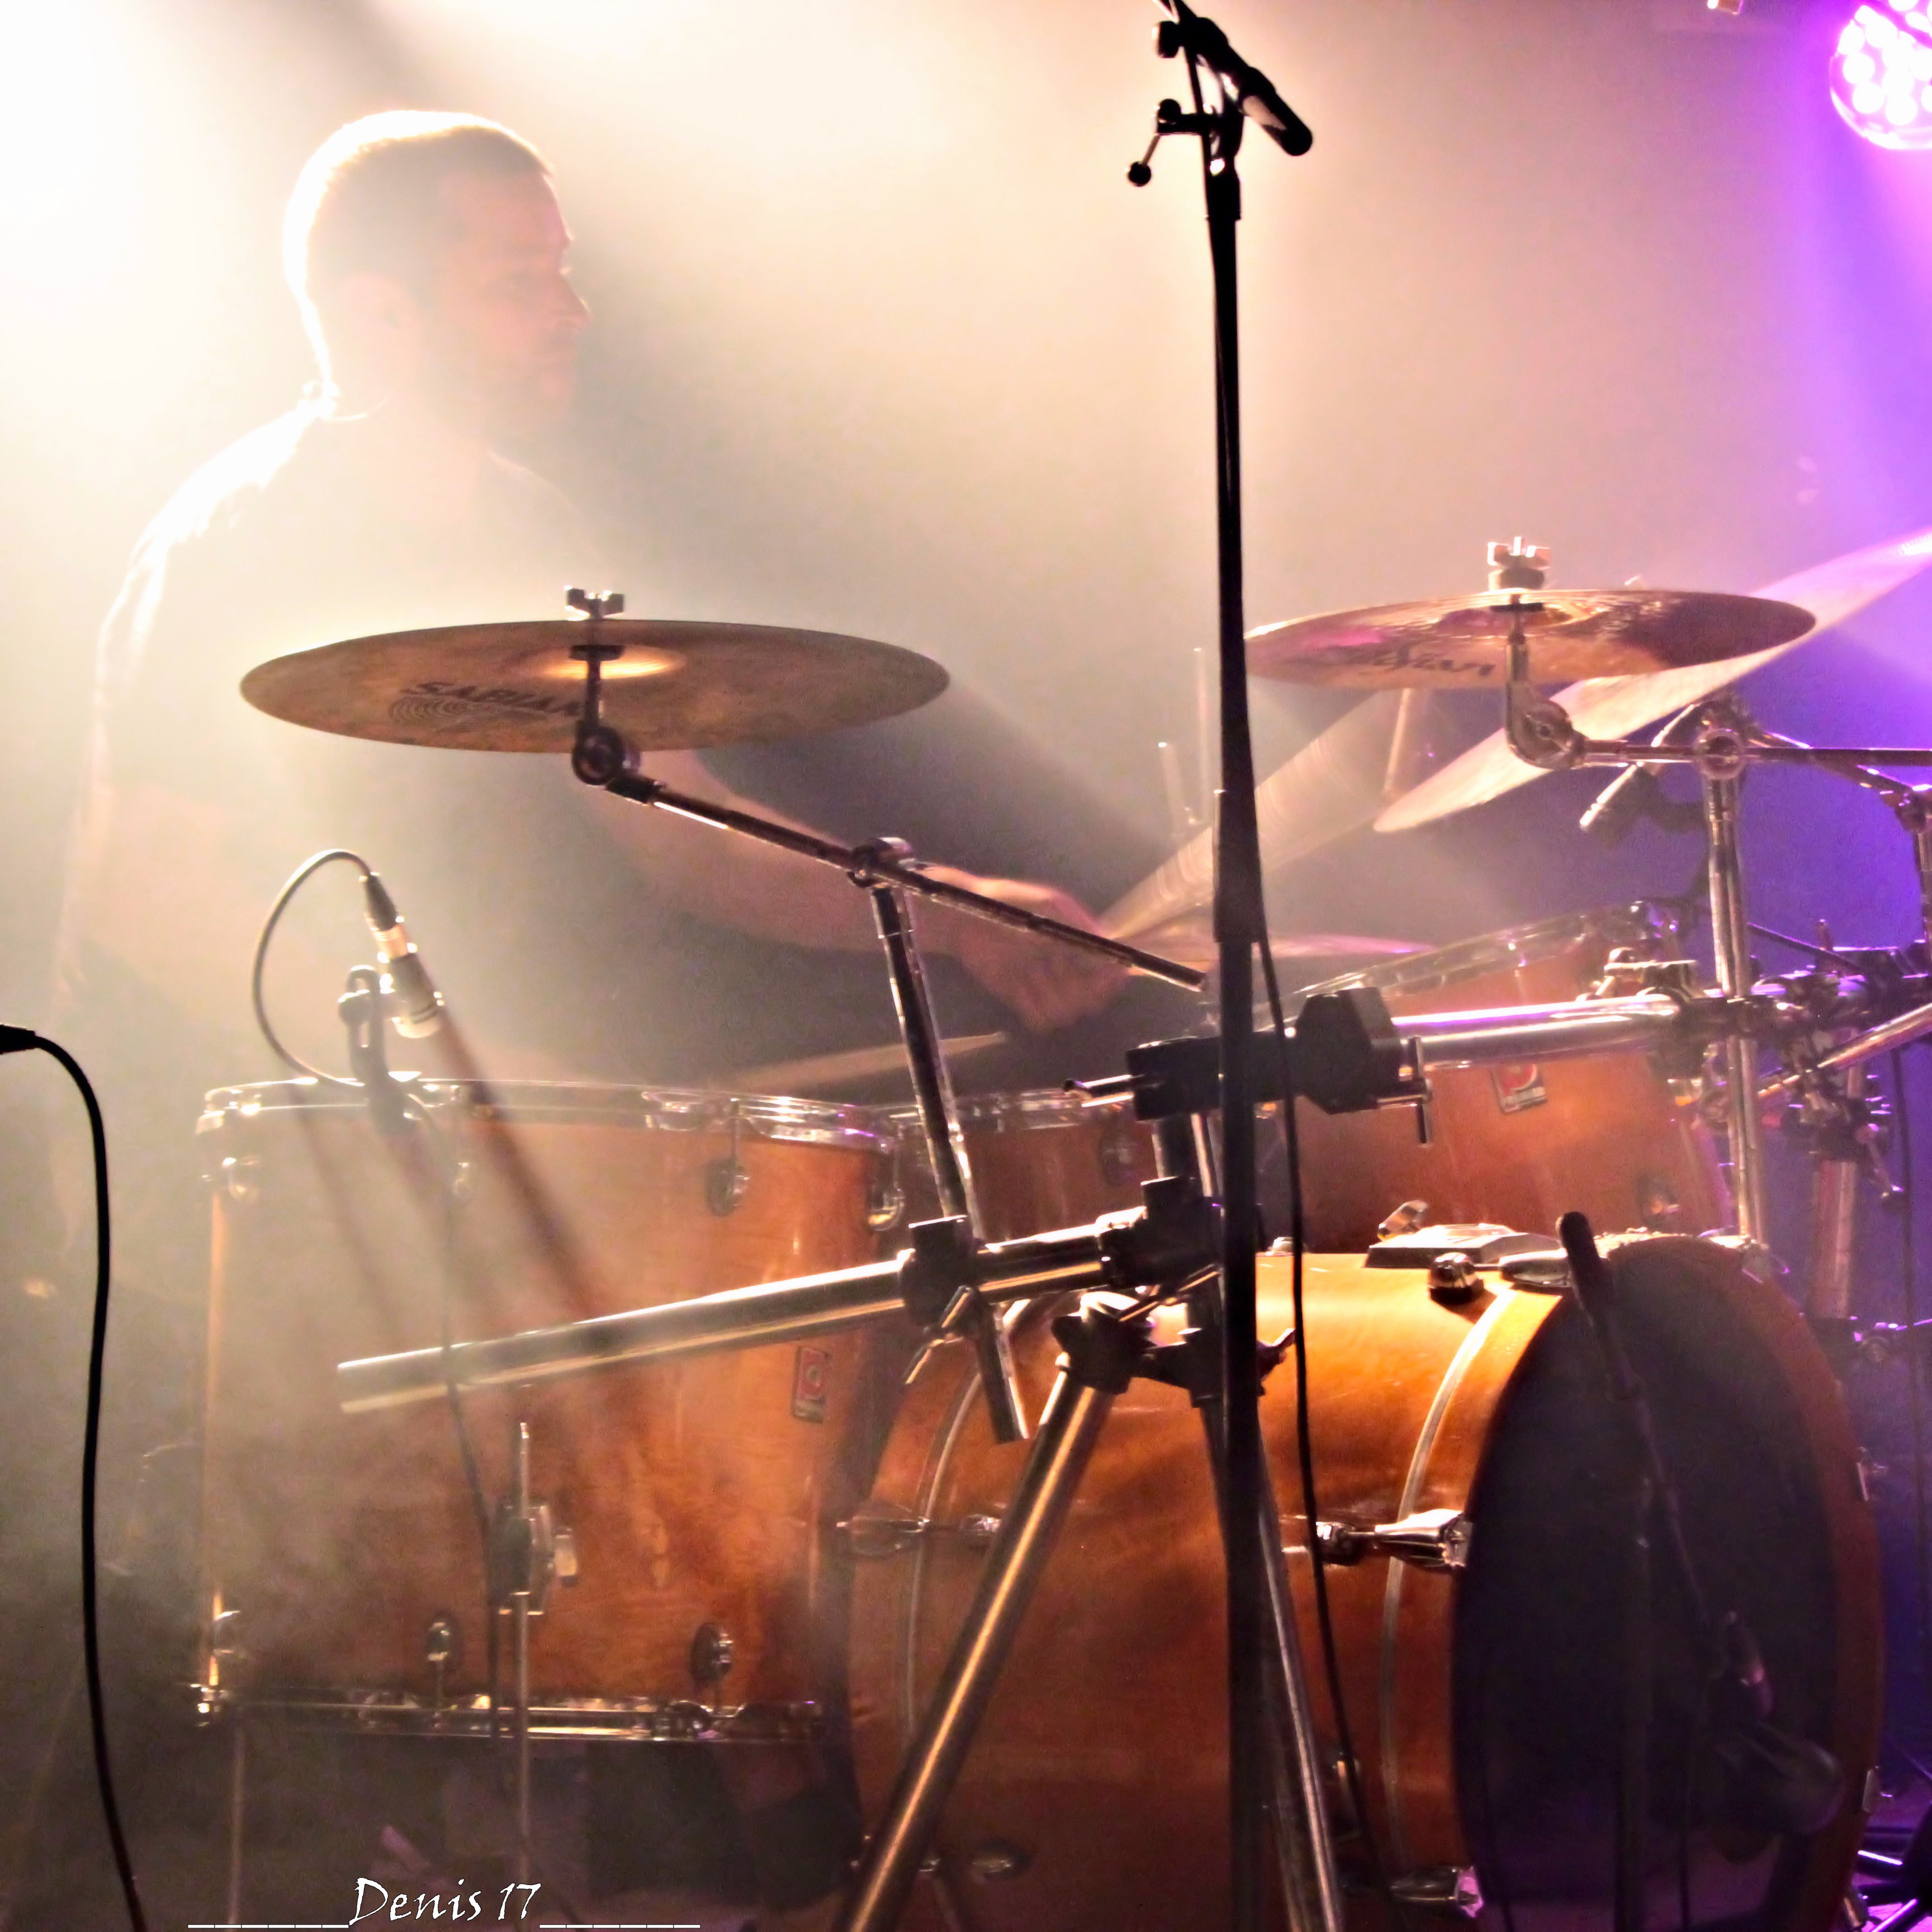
[339, 967, 413, 1139]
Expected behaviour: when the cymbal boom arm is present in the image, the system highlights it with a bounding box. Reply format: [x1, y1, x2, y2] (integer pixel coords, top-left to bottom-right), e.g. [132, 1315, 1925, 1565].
[567, 723, 1204, 988]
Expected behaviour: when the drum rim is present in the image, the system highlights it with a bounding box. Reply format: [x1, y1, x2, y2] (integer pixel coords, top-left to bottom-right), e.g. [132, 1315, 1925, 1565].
[1297, 899, 1683, 1003]
[198, 1078, 887, 1151]
[882, 1088, 1133, 1133]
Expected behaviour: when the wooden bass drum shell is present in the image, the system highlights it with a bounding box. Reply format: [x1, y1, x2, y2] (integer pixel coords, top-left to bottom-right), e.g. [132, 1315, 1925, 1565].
[846, 1239, 1879, 1931]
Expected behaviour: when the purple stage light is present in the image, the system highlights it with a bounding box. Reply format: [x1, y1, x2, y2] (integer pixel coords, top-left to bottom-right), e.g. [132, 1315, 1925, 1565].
[1833, 4, 1932, 149]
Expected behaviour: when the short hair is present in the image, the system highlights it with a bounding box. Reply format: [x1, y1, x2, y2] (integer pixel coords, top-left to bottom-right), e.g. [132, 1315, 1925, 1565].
[283, 111, 550, 357]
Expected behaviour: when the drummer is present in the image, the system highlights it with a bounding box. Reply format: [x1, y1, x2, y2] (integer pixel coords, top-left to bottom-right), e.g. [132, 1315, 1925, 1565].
[56, 110, 1128, 1305]
[25, 109, 1132, 1917]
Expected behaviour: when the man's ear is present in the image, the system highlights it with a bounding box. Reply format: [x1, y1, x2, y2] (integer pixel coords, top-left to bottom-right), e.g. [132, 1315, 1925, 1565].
[318, 271, 424, 386]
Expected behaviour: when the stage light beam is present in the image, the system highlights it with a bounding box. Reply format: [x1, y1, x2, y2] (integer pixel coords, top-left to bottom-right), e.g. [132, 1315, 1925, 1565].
[1834, 5, 1932, 149]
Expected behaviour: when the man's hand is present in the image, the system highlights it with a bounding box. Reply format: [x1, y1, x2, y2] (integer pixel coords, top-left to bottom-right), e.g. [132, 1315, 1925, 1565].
[920, 868, 1127, 1033]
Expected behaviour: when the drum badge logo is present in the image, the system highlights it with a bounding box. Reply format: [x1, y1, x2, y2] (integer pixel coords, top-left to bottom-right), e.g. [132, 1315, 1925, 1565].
[793, 1346, 831, 1423]
[1490, 1061, 1547, 1115]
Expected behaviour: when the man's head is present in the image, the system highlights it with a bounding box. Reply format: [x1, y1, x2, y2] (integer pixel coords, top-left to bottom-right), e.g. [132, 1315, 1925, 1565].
[286, 111, 589, 439]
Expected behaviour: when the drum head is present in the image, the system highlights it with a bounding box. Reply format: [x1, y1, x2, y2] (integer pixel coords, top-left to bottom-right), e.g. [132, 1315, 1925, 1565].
[1454, 1237, 1875, 1927]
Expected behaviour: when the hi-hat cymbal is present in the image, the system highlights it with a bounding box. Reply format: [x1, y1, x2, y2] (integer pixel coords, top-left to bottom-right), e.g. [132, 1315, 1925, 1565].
[1247, 589, 1813, 689]
[241, 619, 950, 752]
[1375, 525, 1932, 831]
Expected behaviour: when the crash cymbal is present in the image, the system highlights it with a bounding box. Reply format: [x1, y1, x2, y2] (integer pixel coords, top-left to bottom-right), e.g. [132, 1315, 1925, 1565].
[1375, 524, 1932, 831]
[1105, 692, 1410, 942]
[241, 619, 950, 752]
[1248, 589, 1812, 689]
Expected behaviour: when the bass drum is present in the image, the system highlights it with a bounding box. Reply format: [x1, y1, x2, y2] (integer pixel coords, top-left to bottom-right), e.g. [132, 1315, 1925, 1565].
[1289, 905, 1725, 1251]
[847, 1238, 1879, 1931]
[197, 1080, 906, 1734]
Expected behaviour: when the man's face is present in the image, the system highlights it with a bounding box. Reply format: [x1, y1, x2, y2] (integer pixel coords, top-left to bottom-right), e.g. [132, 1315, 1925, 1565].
[418, 169, 589, 439]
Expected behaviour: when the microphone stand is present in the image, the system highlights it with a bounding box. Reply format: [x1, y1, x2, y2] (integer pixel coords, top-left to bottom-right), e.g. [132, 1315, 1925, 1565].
[1130, 10, 1327, 1929]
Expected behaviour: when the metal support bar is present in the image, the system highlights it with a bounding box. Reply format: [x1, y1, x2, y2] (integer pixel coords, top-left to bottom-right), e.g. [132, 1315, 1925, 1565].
[866, 878, 1025, 1442]
[340, 1187, 1222, 1413]
[1807, 1065, 1868, 1321]
[1762, 998, 1932, 1098]
[1703, 772, 1768, 1243]
[568, 735, 1203, 989]
[831, 1303, 1143, 1932]
[507, 1419, 534, 1888]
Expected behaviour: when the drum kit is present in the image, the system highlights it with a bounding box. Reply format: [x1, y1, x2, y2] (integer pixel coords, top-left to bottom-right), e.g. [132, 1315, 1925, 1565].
[184, 31, 1932, 1932]
[186, 498, 1932, 1931]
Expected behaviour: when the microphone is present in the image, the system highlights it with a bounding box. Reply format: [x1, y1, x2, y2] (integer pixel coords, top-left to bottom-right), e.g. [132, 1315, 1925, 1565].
[359, 871, 446, 1039]
[1580, 764, 1665, 847]
[1579, 704, 1706, 846]
[1158, 3, 1313, 158]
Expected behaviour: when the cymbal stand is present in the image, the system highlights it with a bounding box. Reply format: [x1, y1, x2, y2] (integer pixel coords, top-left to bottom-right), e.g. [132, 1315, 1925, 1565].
[498, 1419, 538, 1886]
[856, 851, 1024, 1442]
[1697, 718, 1769, 1246]
[488, 1418, 576, 1886]
[1499, 661, 1781, 1242]
[565, 627, 1202, 1443]
[1517, 669, 1932, 1252]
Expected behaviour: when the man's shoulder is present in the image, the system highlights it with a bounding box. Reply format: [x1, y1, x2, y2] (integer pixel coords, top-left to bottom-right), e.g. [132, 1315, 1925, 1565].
[133, 405, 321, 567]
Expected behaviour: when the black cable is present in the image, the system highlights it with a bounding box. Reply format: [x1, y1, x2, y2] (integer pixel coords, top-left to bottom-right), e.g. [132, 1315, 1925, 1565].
[0, 1027, 148, 1931]
[251, 849, 371, 1083]
[1256, 949, 1403, 1917]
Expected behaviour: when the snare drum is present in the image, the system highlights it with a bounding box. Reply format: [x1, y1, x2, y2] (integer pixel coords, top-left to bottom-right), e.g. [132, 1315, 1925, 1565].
[1291, 905, 1725, 1251]
[847, 1238, 1879, 1930]
[197, 1082, 903, 1732]
[886, 1090, 1160, 1244]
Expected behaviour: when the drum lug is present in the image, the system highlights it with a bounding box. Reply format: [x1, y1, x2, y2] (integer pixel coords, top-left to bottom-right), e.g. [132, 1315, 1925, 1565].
[963, 1838, 1033, 1884]
[423, 1613, 461, 1707]
[866, 1169, 905, 1232]
[706, 1102, 750, 1216]
[705, 1154, 750, 1217]
[1389, 1865, 1484, 1919]
[217, 1154, 261, 1206]
[839, 1499, 1002, 1559]
[1315, 1507, 1471, 1573]
[490, 1495, 575, 1617]
[688, 1620, 735, 1692]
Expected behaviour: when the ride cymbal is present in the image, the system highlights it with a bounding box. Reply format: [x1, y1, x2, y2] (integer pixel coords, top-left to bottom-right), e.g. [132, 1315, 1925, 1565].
[1248, 589, 1812, 689]
[1375, 525, 1932, 830]
[241, 618, 950, 752]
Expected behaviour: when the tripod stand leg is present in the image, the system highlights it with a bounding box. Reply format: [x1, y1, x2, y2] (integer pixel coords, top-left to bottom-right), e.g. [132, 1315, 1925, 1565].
[833, 1304, 1143, 1932]
[1195, 1384, 1345, 1932]
[1257, 1456, 1346, 1931]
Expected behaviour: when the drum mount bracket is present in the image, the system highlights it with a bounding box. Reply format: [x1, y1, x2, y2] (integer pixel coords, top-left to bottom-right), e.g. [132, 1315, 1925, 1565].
[897, 1176, 1223, 1340]
[1105, 987, 1420, 1126]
